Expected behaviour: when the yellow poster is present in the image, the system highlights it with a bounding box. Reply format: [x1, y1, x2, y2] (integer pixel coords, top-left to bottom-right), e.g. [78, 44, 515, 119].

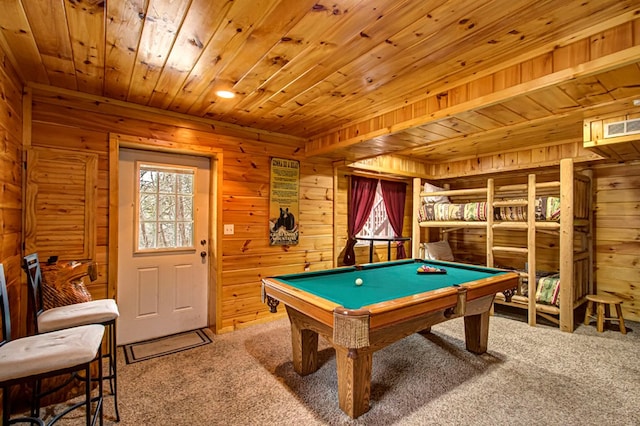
[269, 157, 299, 245]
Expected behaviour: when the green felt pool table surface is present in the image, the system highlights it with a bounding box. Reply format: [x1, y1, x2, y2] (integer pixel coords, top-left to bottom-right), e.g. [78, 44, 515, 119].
[273, 259, 511, 309]
[262, 259, 519, 419]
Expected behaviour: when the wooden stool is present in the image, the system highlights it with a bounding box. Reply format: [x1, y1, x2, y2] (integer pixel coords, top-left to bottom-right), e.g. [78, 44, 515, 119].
[584, 294, 626, 334]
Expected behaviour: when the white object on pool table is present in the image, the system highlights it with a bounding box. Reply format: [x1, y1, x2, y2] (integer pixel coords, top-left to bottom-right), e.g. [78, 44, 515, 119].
[355, 278, 363, 286]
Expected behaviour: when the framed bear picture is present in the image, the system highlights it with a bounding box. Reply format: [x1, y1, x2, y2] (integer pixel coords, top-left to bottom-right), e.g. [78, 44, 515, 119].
[269, 157, 300, 245]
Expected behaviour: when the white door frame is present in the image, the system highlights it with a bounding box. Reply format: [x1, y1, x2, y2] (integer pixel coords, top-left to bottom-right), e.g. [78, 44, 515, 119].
[108, 133, 223, 333]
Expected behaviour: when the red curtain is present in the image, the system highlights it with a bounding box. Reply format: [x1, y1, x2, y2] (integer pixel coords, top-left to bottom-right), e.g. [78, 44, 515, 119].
[380, 180, 407, 259]
[343, 175, 378, 265]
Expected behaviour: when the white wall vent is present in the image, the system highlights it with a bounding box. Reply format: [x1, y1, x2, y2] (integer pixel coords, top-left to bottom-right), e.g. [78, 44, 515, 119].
[604, 118, 640, 138]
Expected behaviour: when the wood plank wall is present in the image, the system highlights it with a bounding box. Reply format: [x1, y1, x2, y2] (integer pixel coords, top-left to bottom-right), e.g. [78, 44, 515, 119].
[27, 87, 334, 334]
[0, 43, 24, 336]
[593, 162, 640, 320]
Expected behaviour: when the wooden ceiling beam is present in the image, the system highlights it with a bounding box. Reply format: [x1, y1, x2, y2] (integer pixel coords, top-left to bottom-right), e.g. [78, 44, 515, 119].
[305, 18, 640, 158]
[306, 45, 640, 158]
[399, 94, 640, 158]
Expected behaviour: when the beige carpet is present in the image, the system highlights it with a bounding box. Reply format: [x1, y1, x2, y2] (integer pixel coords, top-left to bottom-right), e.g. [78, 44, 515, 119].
[33, 312, 640, 425]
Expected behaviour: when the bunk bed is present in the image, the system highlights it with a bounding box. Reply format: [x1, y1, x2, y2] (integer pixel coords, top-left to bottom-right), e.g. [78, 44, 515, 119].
[411, 158, 593, 332]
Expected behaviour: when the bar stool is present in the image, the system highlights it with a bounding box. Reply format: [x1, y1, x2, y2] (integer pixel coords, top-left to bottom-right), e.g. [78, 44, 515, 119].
[583, 294, 626, 334]
[23, 253, 120, 421]
[1, 263, 104, 425]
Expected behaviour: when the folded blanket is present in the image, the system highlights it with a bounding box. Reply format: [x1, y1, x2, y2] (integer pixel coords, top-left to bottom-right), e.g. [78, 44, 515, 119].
[464, 202, 486, 221]
[419, 197, 560, 223]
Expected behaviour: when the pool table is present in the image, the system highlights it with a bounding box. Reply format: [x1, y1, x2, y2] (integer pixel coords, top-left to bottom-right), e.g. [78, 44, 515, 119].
[261, 259, 519, 418]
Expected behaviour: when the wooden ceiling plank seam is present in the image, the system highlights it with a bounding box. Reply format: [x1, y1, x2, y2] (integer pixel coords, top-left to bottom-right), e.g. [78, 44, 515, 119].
[168, 0, 287, 115]
[22, 0, 77, 90]
[231, 0, 466, 120]
[391, 93, 640, 160]
[228, 4, 636, 137]
[0, 0, 49, 84]
[451, 110, 504, 132]
[126, 0, 192, 105]
[298, 6, 640, 137]
[63, 0, 106, 95]
[340, 2, 640, 131]
[437, 117, 486, 136]
[305, 43, 640, 157]
[525, 86, 581, 114]
[105, 0, 149, 101]
[306, 14, 639, 141]
[277, 0, 569, 130]
[498, 96, 554, 122]
[147, 0, 234, 110]
[183, 0, 297, 117]
[409, 126, 583, 162]
[558, 76, 616, 107]
[400, 117, 577, 158]
[294, 3, 636, 135]
[597, 63, 640, 99]
[200, 0, 384, 120]
[272, 3, 540, 128]
[208, 0, 368, 121]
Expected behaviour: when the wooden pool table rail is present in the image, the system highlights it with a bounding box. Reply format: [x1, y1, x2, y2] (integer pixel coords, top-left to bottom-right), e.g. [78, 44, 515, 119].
[261, 268, 519, 418]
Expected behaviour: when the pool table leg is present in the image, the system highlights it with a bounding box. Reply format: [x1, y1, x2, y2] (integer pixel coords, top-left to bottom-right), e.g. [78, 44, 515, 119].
[463, 310, 490, 354]
[288, 310, 319, 375]
[335, 347, 372, 418]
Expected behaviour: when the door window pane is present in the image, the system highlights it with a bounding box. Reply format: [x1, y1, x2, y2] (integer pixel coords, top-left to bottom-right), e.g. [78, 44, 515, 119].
[135, 162, 195, 252]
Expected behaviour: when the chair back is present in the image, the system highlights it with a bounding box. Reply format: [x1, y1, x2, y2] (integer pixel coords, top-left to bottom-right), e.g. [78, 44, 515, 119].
[0, 264, 10, 347]
[23, 253, 44, 333]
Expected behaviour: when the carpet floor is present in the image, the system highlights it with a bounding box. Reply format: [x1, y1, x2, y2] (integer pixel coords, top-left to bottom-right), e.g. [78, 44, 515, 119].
[39, 312, 640, 425]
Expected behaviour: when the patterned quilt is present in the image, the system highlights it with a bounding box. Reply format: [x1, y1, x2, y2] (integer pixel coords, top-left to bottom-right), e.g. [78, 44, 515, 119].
[418, 197, 560, 222]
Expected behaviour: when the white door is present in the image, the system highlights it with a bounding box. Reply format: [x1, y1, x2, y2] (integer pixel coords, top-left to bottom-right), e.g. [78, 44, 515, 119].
[117, 148, 210, 344]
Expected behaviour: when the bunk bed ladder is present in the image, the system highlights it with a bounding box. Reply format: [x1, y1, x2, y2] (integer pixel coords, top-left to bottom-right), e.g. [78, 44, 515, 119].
[489, 174, 538, 326]
[559, 159, 574, 332]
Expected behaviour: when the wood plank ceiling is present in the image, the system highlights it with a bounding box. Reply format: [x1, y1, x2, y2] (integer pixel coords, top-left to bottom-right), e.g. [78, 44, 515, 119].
[1, 0, 640, 163]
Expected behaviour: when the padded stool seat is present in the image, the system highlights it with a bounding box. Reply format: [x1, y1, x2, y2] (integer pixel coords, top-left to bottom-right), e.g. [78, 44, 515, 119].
[583, 294, 626, 334]
[0, 325, 105, 382]
[37, 299, 119, 333]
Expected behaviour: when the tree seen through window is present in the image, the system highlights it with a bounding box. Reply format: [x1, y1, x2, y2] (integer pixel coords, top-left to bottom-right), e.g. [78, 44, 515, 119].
[137, 163, 195, 251]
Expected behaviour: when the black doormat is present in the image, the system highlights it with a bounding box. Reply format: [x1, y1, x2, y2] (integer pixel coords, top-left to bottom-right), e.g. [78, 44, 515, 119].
[123, 328, 212, 364]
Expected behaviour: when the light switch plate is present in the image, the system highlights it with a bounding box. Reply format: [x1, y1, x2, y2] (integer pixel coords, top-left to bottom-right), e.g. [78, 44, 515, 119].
[223, 224, 234, 235]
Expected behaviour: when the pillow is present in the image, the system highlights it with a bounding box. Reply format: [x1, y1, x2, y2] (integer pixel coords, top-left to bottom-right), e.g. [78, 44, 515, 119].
[423, 240, 455, 262]
[535, 275, 560, 306]
[422, 182, 450, 204]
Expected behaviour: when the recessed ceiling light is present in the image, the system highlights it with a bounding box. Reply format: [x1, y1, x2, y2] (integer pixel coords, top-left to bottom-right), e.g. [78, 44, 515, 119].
[216, 90, 235, 99]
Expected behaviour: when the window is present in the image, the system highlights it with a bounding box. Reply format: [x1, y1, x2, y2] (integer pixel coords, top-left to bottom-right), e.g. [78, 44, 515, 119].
[135, 162, 195, 252]
[356, 182, 394, 240]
